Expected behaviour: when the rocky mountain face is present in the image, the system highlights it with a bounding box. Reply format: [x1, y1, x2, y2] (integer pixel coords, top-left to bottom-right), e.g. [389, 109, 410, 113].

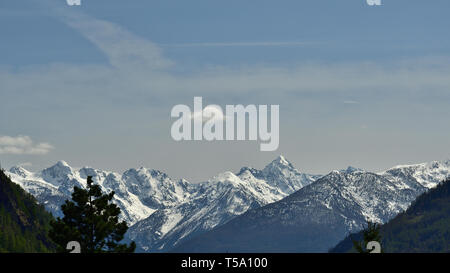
[7, 161, 195, 225]
[8, 157, 449, 253]
[330, 177, 450, 253]
[6, 156, 319, 252]
[171, 160, 450, 253]
[127, 157, 319, 252]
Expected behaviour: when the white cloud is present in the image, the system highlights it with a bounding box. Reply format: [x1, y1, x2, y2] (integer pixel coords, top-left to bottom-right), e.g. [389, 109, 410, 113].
[190, 105, 227, 123]
[2, 1, 450, 128]
[0, 135, 54, 155]
[13, 1, 447, 103]
[160, 41, 310, 48]
[56, 7, 172, 70]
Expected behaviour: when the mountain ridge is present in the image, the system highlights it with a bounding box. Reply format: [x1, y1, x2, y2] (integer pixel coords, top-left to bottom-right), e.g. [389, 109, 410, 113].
[126, 155, 320, 252]
[6, 157, 450, 253]
[171, 160, 450, 253]
[330, 177, 450, 253]
[6, 155, 319, 252]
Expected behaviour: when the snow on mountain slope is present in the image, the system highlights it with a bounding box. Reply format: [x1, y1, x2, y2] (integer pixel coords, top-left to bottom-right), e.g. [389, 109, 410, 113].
[127, 156, 320, 252]
[8, 156, 449, 253]
[286, 161, 450, 230]
[259, 155, 318, 192]
[172, 161, 450, 253]
[6, 162, 193, 225]
[122, 168, 194, 209]
[5, 155, 318, 252]
[380, 160, 450, 189]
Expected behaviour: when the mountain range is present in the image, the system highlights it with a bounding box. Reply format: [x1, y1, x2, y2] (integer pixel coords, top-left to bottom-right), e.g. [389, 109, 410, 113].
[171, 160, 450, 252]
[8, 161, 190, 225]
[5, 157, 450, 253]
[330, 177, 450, 253]
[6, 156, 319, 252]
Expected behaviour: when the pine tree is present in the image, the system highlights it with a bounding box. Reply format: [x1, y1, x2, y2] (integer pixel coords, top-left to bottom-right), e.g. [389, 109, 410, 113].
[352, 221, 383, 253]
[49, 176, 135, 253]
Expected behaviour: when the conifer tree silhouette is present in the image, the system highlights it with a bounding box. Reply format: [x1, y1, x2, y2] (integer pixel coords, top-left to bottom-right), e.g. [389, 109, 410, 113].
[49, 176, 135, 253]
[352, 221, 382, 253]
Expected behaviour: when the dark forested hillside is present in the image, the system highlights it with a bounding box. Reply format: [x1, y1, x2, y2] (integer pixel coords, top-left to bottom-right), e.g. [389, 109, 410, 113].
[331, 178, 450, 253]
[0, 168, 55, 252]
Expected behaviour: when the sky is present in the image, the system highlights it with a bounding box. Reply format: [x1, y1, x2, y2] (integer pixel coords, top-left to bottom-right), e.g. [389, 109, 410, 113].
[1, 0, 450, 182]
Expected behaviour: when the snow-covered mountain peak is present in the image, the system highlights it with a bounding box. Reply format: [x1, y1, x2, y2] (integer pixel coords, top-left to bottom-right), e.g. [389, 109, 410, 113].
[341, 166, 364, 173]
[104, 171, 119, 180]
[323, 169, 375, 184]
[237, 168, 257, 180]
[420, 160, 450, 170]
[79, 166, 96, 176]
[9, 157, 450, 253]
[209, 171, 242, 186]
[384, 160, 449, 172]
[5, 156, 318, 253]
[9, 166, 32, 178]
[101, 172, 124, 190]
[126, 157, 320, 252]
[56, 160, 70, 167]
[41, 160, 74, 182]
[263, 155, 296, 175]
[264, 155, 293, 170]
[258, 156, 320, 194]
[78, 166, 110, 182]
[6, 162, 194, 225]
[321, 170, 352, 186]
[149, 169, 170, 180]
[381, 159, 450, 189]
[237, 166, 261, 177]
[123, 167, 169, 182]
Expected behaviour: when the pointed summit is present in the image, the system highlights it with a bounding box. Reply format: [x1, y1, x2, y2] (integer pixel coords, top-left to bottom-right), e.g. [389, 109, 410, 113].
[46, 160, 72, 171]
[341, 166, 364, 173]
[261, 155, 319, 194]
[265, 155, 294, 170]
[9, 166, 31, 178]
[41, 160, 73, 181]
[55, 160, 70, 167]
[277, 155, 289, 164]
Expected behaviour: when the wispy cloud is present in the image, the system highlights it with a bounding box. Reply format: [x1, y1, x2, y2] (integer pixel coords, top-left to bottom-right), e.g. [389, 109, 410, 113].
[25, 0, 450, 101]
[2, 0, 450, 181]
[160, 41, 310, 48]
[50, 2, 172, 70]
[0, 135, 54, 155]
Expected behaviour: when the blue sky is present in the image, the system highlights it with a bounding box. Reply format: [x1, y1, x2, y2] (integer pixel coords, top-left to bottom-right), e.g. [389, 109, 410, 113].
[1, 0, 450, 181]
